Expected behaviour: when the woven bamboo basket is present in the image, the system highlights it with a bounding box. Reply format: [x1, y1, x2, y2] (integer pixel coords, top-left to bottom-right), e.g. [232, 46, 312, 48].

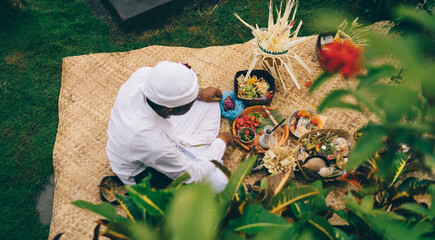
[295, 128, 355, 182]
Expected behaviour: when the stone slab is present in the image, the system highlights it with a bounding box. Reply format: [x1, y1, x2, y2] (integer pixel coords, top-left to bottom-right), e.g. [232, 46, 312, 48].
[102, 0, 173, 32]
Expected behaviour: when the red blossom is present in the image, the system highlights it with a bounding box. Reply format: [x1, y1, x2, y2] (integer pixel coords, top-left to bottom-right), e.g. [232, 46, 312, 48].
[319, 39, 363, 78]
[305, 81, 312, 88]
[310, 117, 319, 126]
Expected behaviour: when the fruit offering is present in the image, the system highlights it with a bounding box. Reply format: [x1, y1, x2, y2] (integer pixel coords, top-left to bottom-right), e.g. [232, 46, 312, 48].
[235, 114, 262, 132]
[222, 96, 236, 111]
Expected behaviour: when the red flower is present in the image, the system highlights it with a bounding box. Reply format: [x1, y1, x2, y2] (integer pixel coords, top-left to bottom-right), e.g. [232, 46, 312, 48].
[305, 81, 312, 88]
[319, 39, 363, 78]
[310, 117, 319, 126]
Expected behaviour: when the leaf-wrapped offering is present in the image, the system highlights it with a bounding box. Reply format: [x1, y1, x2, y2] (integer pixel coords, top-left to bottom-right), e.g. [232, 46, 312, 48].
[263, 139, 299, 174]
[296, 129, 354, 181]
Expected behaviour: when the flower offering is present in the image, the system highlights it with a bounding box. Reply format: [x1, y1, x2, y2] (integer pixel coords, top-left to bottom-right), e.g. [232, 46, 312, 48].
[298, 129, 353, 180]
[236, 74, 273, 100]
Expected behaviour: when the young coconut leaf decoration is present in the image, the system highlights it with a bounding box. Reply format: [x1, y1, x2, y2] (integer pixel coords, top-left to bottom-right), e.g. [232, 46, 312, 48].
[234, 0, 311, 90]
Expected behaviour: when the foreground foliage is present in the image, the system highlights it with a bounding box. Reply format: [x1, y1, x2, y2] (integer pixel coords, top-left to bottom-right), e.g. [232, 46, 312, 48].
[73, 156, 339, 239]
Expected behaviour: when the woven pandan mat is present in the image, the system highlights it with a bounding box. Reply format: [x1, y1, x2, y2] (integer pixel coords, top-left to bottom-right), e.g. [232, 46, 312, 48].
[49, 22, 391, 239]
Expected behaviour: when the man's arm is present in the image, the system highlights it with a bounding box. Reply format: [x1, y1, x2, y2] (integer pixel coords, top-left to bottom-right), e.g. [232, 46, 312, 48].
[197, 87, 222, 102]
[134, 131, 220, 183]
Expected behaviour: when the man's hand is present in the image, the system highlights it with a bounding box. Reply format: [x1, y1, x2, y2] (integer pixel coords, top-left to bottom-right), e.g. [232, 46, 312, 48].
[199, 87, 222, 102]
[217, 132, 238, 145]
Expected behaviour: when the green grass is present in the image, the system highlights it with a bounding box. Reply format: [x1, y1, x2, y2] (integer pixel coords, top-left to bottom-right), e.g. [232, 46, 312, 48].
[0, 0, 392, 239]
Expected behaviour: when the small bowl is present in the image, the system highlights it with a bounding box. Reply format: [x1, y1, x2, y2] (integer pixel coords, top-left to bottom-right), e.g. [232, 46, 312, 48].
[288, 109, 317, 138]
[238, 127, 256, 144]
[234, 70, 275, 106]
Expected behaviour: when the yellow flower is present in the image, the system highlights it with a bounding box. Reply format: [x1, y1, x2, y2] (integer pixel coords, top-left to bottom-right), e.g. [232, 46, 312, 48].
[247, 76, 258, 85]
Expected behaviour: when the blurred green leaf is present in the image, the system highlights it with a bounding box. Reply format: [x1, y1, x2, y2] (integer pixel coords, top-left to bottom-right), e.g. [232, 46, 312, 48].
[106, 222, 156, 240]
[219, 155, 257, 209]
[219, 230, 246, 240]
[71, 200, 126, 222]
[309, 72, 333, 93]
[347, 125, 386, 170]
[125, 175, 172, 216]
[125, 222, 157, 240]
[253, 226, 297, 240]
[115, 194, 144, 222]
[167, 172, 190, 189]
[228, 204, 292, 234]
[396, 7, 435, 32]
[357, 65, 398, 89]
[212, 160, 231, 179]
[167, 184, 220, 240]
[306, 215, 336, 240]
[345, 195, 418, 240]
[290, 201, 310, 219]
[268, 186, 320, 214]
[366, 34, 423, 80]
[309, 180, 327, 212]
[317, 89, 361, 113]
[430, 185, 435, 217]
[352, 91, 385, 121]
[333, 227, 352, 240]
[372, 85, 418, 121]
[400, 203, 432, 220]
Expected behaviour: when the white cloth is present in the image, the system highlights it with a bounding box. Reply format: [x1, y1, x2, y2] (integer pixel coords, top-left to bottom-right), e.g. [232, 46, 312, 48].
[106, 67, 228, 192]
[142, 61, 199, 108]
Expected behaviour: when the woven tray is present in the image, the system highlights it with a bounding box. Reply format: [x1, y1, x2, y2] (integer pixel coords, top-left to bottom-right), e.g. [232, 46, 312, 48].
[49, 21, 391, 239]
[296, 129, 355, 182]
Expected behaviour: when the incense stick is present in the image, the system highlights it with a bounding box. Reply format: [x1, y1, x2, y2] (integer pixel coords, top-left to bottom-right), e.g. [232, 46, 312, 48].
[270, 118, 286, 133]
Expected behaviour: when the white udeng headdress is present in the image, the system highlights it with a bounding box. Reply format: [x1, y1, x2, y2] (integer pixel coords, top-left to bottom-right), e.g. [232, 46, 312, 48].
[143, 61, 199, 108]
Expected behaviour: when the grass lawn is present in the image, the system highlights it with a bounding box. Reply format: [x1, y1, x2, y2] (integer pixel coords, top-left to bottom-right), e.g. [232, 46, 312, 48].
[0, 0, 396, 239]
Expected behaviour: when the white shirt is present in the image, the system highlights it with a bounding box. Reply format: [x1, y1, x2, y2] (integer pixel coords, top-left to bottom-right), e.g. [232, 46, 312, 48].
[106, 68, 226, 185]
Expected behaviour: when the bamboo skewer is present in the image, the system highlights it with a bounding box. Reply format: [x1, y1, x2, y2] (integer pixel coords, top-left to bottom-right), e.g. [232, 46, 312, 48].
[262, 105, 278, 125]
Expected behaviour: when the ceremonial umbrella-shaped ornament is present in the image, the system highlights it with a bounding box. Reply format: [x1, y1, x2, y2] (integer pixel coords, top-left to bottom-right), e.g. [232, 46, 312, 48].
[235, 0, 311, 90]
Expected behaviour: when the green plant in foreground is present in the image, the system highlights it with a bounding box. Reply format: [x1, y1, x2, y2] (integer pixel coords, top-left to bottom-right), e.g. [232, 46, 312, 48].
[339, 152, 435, 239]
[310, 6, 435, 240]
[72, 155, 355, 239]
[310, 7, 434, 175]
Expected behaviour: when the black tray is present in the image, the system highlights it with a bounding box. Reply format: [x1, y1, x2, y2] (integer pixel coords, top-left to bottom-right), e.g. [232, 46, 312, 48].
[234, 69, 276, 106]
[316, 32, 337, 71]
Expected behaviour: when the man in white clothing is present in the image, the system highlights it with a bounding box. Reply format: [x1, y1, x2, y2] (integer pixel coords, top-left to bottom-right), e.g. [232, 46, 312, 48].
[106, 61, 234, 193]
